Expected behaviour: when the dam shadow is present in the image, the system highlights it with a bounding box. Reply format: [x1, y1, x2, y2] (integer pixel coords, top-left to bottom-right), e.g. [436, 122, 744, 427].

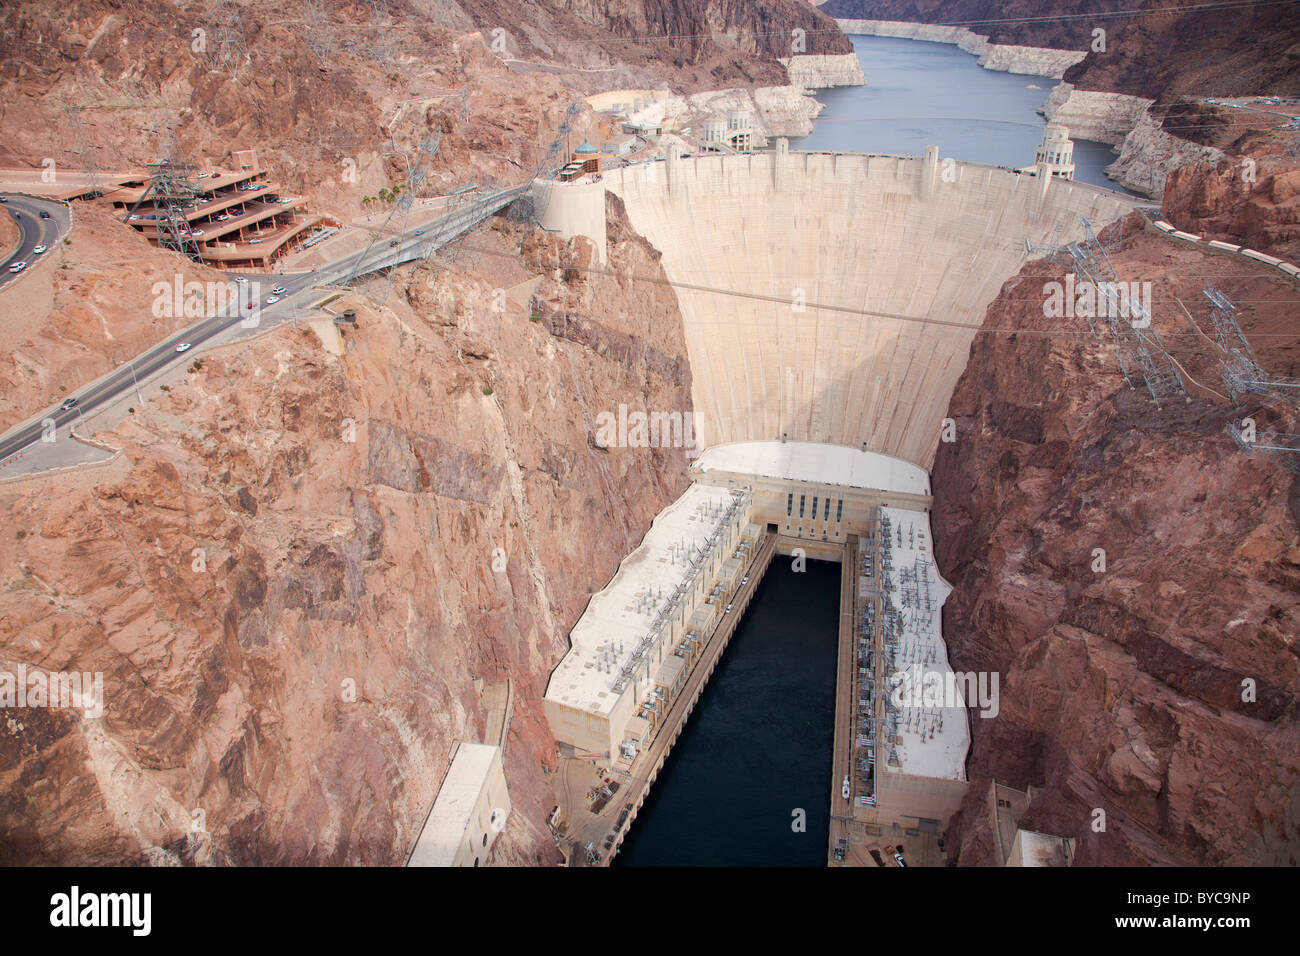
[614, 558, 839, 867]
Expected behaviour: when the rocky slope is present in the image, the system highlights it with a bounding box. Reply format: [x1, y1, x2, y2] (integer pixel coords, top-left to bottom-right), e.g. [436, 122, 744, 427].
[823, 0, 1300, 98]
[932, 216, 1300, 865]
[0, 199, 697, 864]
[1164, 160, 1300, 263]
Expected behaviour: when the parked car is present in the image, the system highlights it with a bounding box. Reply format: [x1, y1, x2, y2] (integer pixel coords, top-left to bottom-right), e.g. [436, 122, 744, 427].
[893, 852, 907, 868]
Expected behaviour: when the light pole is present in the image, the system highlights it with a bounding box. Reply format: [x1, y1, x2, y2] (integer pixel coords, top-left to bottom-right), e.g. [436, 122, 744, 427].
[129, 361, 143, 405]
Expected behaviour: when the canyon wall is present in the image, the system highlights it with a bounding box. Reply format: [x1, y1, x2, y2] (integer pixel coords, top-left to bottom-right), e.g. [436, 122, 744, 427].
[932, 221, 1300, 866]
[823, 0, 1300, 98]
[0, 202, 697, 864]
[606, 149, 1133, 468]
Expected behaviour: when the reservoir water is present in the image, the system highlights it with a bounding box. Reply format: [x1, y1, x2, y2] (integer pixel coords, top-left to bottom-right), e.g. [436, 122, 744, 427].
[791, 34, 1138, 194]
[614, 559, 840, 866]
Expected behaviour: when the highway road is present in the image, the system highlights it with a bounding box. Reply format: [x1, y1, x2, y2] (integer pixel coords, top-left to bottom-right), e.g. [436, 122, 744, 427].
[0, 185, 525, 468]
[0, 194, 71, 288]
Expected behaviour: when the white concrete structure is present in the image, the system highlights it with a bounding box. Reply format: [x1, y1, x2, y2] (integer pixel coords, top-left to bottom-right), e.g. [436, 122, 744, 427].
[544, 484, 751, 758]
[532, 174, 607, 264]
[1007, 829, 1076, 866]
[605, 147, 1136, 467]
[408, 743, 510, 868]
[695, 441, 930, 498]
[1032, 124, 1076, 180]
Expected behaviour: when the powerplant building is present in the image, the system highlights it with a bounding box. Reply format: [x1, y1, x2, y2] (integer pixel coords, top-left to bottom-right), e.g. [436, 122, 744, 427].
[544, 484, 752, 762]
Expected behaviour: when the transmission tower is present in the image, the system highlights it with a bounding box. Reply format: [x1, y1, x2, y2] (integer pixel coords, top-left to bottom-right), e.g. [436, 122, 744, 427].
[133, 160, 205, 262]
[365, 0, 396, 70]
[345, 129, 441, 302]
[210, 2, 250, 80]
[64, 109, 103, 198]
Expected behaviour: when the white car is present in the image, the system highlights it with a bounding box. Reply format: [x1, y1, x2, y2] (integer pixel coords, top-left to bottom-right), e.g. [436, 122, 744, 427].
[191, 230, 205, 237]
[8, 261, 26, 273]
[32, 244, 46, 255]
[725, 603, 733, 613]
[842, 776, 851, 800]
[233, 276, 248, 284]
[277, 197, 293, 204]
[265, 295, 281, 305]
[175, 343, 191, 353]
[271, 285, 287, 296]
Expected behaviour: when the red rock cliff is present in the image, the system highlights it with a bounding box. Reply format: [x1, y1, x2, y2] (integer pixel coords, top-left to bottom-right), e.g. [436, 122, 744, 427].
[931, 219, 1300, 865]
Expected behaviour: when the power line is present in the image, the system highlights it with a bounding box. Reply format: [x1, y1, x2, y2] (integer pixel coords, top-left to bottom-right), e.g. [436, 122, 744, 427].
[438, 239, 1300, 340]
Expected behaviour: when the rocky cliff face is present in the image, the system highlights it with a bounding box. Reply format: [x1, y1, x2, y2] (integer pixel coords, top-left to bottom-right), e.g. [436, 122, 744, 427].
[0, 200, 695, 864]
[931, 217, 1300, 866]
[1164, 161, 1300, 263]
[823, 0, 1300, 98]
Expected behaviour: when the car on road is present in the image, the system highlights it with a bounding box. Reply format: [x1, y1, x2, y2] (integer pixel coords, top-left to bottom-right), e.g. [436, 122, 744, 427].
[842, 775, 851, 799]
[725, 603, 734, 613]
[893, 852, 907, 867]
[59, 398, 78, 411]
[265, 295, 281, 305]
[32, 245, 46, 255]
[191, 230, 205, 237]
[271, 285, 287, 296]
[8, 261, 26, 274]
[234, 276, 248, 284]
[175, 343, 191, 353]
[414, 229, 425, 236]
[0, 196, 6, 203]
[742, 575, 748, 585]
[248, 238, 263, 244]
[39, 211, 50, 219]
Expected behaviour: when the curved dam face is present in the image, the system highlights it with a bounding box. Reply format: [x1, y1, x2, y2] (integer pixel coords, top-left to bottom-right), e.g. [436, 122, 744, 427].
[603, 147, 1137, 467]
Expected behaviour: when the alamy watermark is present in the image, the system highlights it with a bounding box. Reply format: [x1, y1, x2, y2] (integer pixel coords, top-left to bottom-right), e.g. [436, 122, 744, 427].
[593, 404, 701, 457]
[888, 664, 1000, 718]
[1043, 274, 1152, 328]
[1, 664, 103, 718]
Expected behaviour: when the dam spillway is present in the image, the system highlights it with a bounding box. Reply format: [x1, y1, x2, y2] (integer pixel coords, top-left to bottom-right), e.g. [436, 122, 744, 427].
[599, 146, 1137, 467]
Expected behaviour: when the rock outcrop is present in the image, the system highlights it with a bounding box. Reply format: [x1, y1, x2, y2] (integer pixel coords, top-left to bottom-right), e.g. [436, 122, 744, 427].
[1164, 160, 1300, 263]
[932, 217, 1300, 866]
[0, 201, 697, 865]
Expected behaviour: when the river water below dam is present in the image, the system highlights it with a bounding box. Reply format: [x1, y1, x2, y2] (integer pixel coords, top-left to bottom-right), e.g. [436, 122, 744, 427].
[614, 559, 839, 866]
[616, 35, 1130, 868]
[791, 34, 1138, 194]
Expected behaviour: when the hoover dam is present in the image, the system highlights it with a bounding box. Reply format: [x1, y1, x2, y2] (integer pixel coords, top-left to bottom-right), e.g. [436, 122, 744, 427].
[552, 145, 1135, 467]
[540, 145, 1141, 863]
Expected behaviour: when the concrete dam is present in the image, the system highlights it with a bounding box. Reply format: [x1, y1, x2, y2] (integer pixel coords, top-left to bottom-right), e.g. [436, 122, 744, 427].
[548, 144, 1135, 468]
[538, 146, 1140, 865]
